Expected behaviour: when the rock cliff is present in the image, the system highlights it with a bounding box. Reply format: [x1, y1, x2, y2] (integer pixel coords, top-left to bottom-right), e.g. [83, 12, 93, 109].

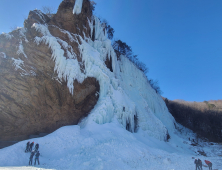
[0, 0, 100, 145]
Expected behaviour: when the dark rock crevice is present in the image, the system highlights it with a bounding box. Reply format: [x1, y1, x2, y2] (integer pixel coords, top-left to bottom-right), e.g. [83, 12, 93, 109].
[105, 55, 113, 72]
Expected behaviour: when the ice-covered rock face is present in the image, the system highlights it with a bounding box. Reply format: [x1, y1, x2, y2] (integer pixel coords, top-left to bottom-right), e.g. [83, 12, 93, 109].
[75, 16, 176, 141]
[0, 1, 98, 146]
[0, 0, 176, 147]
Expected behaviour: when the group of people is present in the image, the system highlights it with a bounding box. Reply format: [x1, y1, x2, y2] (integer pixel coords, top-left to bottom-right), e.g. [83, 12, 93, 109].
[25, 141, 40, 166]
[194, 158, 212, 170]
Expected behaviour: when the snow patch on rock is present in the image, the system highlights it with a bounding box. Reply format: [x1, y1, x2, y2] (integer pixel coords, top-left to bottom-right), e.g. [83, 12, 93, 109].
[12, 58, 36, 76]
[12, 58, 25, 71]
[2, 32, 13, 39]
[17, 40, 27, 58]
[18, 27, 29, 42]
[0, 52, 6, 58]
[73, 0, 83, 15]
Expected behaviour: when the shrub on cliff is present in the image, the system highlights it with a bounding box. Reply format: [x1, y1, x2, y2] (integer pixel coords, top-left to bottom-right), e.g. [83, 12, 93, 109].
[90, 1, 96, 11]
[102, 19, 115, 40]
[112, 39, 148, 74]
[41, 6, 55, 18]
[149, 79, 162, 95]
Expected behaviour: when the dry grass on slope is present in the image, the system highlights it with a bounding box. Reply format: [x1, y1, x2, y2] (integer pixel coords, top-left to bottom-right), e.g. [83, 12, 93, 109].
[163, 98, 222, 143]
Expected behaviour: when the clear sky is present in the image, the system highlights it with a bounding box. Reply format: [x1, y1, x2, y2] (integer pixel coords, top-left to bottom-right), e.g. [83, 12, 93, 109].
[0, 0, 222, 102]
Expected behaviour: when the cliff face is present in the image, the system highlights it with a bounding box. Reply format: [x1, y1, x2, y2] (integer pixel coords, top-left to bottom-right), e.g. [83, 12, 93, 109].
[0, 0, 100, 143]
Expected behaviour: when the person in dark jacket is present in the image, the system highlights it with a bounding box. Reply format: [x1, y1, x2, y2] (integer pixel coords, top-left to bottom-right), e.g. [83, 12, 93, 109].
[194, 159, 198, 170]
[197, 159, 202, 170]
[29, 142, 34, 152]
[34, 151, 40, 165]
[29, 150, 35, 165]
[205, 160, 212, 170]
[25, 141, 30, 152]
[35, 143, 39, 152]
[194, 158, 202, 170]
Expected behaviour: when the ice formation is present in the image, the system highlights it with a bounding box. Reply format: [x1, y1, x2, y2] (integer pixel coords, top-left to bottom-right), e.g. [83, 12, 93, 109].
[12, 58, 25, 71]
[18, 27, 29, 42]
[73, 0, 83, 15]
[1, 32, 13, 39]
[17, 40, 27, 58]
[33, 23, 85, 95]
[0, 52, 6, 58]
[32, 15, 176, 141]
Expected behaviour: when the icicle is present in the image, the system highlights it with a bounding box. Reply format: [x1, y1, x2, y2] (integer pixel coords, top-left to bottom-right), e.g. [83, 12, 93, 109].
[33, 23, 85, 95]
[87, 17, 93, 38]
[73, 0, 83, 15]
[17, 40, 28, 58]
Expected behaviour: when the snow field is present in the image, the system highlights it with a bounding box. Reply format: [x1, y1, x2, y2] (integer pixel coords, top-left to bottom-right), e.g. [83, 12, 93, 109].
[0, 122, 221, 170]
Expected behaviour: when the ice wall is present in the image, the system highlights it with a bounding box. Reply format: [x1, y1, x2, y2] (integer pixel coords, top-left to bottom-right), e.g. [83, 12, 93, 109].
[79, 17, 176, 140]
[118, 56, 175, 139]
[33, 16, 176, 141]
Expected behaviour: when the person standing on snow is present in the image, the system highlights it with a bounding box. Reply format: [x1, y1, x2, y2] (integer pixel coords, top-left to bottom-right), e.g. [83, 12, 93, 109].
[194, 159, 199, 170]
[34, 151, 40, 165]
[25, 141, 30, 152]
[205, 160, 212, 170]
[35, 143, 39, 152]
[197, 159, 202, 170]
[194, 158, 202, 170]
[29, 142, 34, 152]
[29, 150, 35, 165]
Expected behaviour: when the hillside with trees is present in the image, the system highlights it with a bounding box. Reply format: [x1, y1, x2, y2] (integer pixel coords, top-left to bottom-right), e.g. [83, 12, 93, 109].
[163, 98, 222, 142]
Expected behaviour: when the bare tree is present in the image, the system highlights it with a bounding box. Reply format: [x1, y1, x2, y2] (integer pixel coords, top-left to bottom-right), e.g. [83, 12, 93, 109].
[164, 98, 222, 142]
[41, 6, 55, 18]
[10, 25, 18, 31]
[90, 1, 97, 11]
[102, 19, 115, 40]
[149, 79, 162, 95]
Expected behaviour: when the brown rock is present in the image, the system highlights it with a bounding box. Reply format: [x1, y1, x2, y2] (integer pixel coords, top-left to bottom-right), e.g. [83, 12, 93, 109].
[0, 0, 99, 146]
[50, 0, 92, 37]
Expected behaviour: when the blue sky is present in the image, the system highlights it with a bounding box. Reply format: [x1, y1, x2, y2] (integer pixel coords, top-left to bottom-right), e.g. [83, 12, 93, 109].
[0, 0, 222, 102]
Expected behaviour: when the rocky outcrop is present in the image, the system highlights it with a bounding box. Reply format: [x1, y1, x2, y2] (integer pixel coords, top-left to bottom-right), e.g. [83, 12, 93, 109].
[0, 0, 99, 144]
[50, 0, 92, 37]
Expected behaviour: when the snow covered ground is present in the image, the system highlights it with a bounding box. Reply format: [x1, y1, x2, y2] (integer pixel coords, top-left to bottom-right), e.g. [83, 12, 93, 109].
[0, 122, 221, 170]
[1, 3, 222, 169]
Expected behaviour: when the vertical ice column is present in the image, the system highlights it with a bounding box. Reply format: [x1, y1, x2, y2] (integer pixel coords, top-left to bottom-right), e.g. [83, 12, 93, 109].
[73, 0, 84, 15]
